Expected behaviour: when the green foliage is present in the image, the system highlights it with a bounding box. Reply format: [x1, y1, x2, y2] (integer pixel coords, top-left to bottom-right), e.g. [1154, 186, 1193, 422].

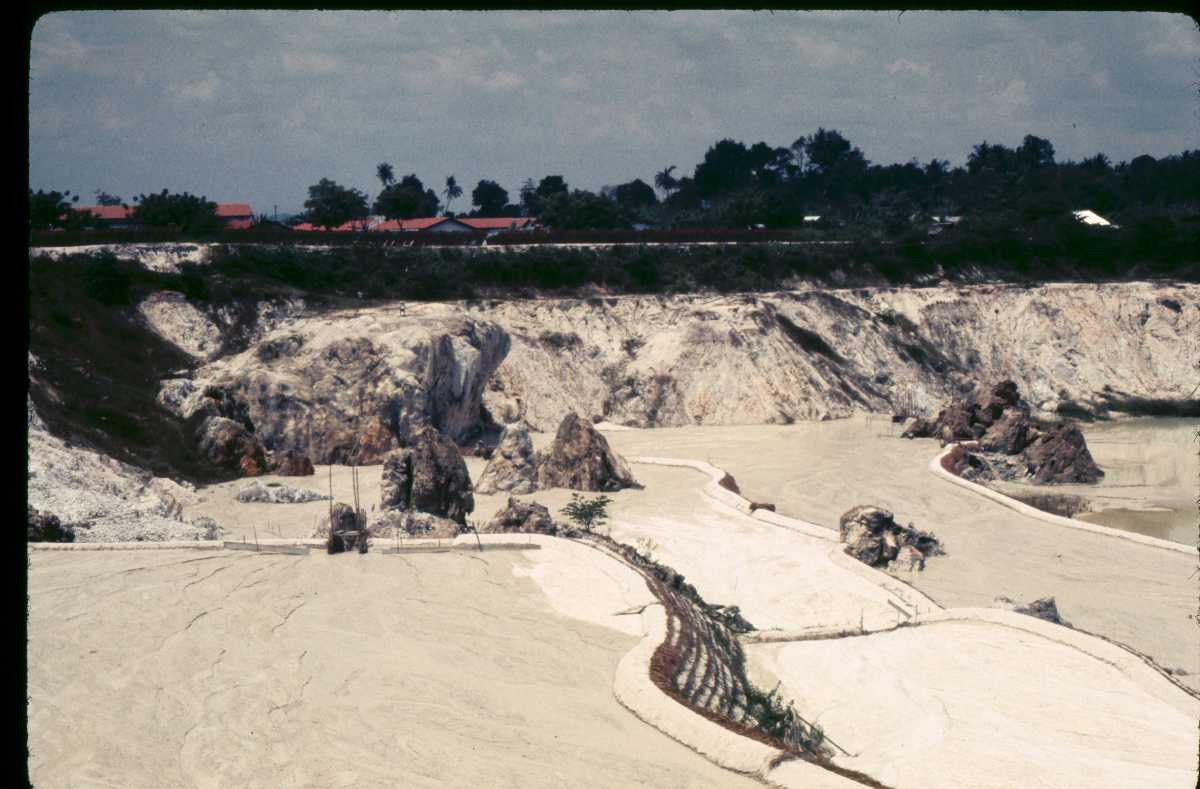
[559, 493, 612, 532]
[94, 190, 123, 206]
[28, 189, 81, 230]
[471, 179, 509, 215]
[132, 189, 220, 234]
[373, 174, 440, 219]
[540, 190, 628, 230]
[443, 175, 463, 214]
[304, 178, 369, 229]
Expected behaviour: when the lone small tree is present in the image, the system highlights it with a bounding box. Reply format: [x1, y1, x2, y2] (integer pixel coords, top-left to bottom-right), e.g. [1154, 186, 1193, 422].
[560, 493, 612, 534]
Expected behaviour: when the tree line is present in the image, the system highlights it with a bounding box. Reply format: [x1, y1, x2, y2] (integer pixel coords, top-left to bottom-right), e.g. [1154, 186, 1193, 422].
[29, 129, 1199, 236]
[298, 130, 1198, 234]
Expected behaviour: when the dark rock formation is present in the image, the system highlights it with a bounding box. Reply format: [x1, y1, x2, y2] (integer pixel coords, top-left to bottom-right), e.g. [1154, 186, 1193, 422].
[474, 421, 538, 495]
[28, 506, 76, 543]
[535, 413, 639, 492]
[270, 449, 314, 477]
[380, 426, 474, 524]
[324, 502, 366, 554]
[838, 505, 943, 571]
[995, 595, 1068, 626]
[749, 501, 776, 512]
[908, 380, 1102, 485]
[1023, 423, 1103, 484]
[399, 511, 461, 538]
[483, 498, 558, 535]
[197, 416, 267, 477]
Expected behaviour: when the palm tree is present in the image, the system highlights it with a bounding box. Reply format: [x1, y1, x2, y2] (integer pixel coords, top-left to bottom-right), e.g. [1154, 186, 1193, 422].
[654, 166, 679, 197]
[443, 175, 463, 215]
[376, 162, 395, 190]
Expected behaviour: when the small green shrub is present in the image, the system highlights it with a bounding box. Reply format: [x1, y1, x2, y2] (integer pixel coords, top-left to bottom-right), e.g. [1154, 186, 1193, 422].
[560, 493, 612, 533]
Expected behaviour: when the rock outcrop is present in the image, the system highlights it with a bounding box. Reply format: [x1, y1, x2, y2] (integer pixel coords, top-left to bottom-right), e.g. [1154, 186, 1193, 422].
[995, 595, 1069, 626]
[474, 421, 538, 495]
[483, 498, 558, 535]
[166, 307, 510, 465]
[907, 380, 1103, 485]
[380, 427, 474, 525]
[535, 413, 639, 492]
[234, 480, 329, 504]
[838, 506, 944, 572]
[269, 449, 315, 476]
[28, 506, 75, 543]
[197, 416, 268, 477]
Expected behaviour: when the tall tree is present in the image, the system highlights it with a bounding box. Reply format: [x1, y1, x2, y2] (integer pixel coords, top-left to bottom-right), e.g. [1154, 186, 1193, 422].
[93, 190, 123, 206]
[443, 175, 463, 215]
[374, 174, 440, 219]
[376, 163, 395, 189]
[303, 178, 369, 229]
[471, 180, 509, 215]
[611, 179, 658, 209]
[654, 166, 679, 196]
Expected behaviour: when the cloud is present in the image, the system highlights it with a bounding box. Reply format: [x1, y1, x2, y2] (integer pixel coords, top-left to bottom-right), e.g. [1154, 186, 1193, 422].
[174, 73, 220, 102]
[482, 70, 525, 91]
[885, 58, 931, 78]
[281, 51, 342, 75]
[31, 17, 88, 71]
[995, 79, 1031, 113]
[794, 34, 858, 67]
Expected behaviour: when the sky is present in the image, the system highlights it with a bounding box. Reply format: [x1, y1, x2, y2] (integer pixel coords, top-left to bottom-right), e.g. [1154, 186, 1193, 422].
[28, 10, 1200, 216]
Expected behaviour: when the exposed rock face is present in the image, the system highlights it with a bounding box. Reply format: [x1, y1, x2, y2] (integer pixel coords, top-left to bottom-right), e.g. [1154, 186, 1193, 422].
[398, 511, 461, 539]
[474, 421, 538, 495]
[197, 417, 268, 477]
[535, 413, 639, 492]
[995, 596, 1068, 626]
[380, 427, 474, 525]
[838, 506, 943, 571]
[483, 498, 558, 535]
[1023, 424, 1103, 484]
[475, 283, 1197, 430]
[909, 381, 1103, 485]
[270, 449, 315, 476]
[234, 480, 329, 504]
[137, 290, 224, 360]
[167, 306, 510, 464]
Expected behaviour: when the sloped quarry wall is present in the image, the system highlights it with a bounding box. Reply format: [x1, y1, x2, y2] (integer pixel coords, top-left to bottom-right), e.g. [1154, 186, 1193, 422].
[475, 282, 1196, 430]
[147, 281, 1193, 472]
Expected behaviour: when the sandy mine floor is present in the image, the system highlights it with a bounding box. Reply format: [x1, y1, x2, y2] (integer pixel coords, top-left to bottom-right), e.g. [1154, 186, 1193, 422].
[27, 547, 756, 788]
[33, 416, 1198, 788]
[603, 416, 1200, 693]
[746, 620, 1198, 788]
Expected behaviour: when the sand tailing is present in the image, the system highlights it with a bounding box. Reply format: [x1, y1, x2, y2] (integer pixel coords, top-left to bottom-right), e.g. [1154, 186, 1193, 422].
[28, 417, 1199, 788]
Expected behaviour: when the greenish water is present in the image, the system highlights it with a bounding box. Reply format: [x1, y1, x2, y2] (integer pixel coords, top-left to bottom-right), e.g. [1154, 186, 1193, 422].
[1075, 508, 1196, 547]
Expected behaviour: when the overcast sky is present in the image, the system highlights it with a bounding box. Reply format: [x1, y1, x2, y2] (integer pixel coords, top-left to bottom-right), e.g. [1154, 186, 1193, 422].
[28, 10, 1200, 216]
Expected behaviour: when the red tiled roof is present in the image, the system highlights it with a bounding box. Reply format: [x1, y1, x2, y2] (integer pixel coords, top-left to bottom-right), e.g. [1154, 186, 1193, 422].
[77, 202, 253, 220]
[78, 205, 134, 220]
[215, 203, 253, 218]
[458, 217, 533, 230]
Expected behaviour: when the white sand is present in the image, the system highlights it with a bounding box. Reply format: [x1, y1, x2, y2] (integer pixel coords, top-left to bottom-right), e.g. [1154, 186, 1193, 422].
[746, 620, 1198, 788]
[27, 547, 756, 788]
[603, 416, 1200, 692]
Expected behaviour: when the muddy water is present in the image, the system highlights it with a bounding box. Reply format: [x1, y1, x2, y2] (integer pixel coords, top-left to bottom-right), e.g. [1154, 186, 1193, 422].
[1070, 417, 1198, 546]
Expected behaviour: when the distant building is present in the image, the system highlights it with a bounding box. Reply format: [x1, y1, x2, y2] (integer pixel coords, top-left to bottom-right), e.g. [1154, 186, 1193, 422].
[76, 202, 255, 229]
[1072, 209, 1118, 228]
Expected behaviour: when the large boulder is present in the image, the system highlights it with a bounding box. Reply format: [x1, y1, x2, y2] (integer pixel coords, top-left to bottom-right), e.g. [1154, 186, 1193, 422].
[534, 413, 639, 492]
[483, 498, 558, 535]
[838, 505, 943, 571]
[28, 506, 75, 543]
[196, 416, 267, 477]
[234, 480, 328, 504]
[1024, 423, 1103, 484]
[994, 595, 1068, 626]
[474, 421, 538, 495]
[380, 427, 474, 524]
